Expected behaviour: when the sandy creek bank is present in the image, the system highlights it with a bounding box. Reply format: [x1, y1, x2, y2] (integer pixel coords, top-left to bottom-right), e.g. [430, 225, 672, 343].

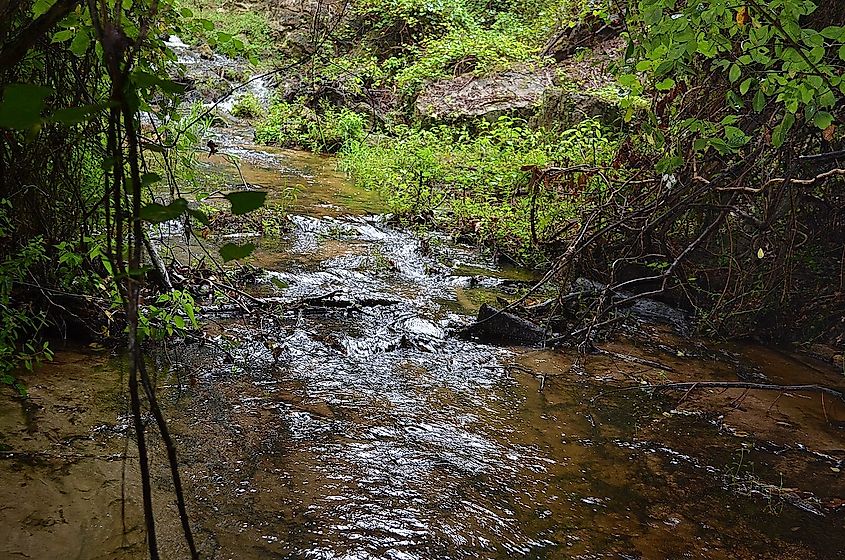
[1, 146, 844, 560]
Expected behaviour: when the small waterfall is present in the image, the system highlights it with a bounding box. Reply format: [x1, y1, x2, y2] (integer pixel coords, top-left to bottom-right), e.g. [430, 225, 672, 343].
[166, 34, 272, 117]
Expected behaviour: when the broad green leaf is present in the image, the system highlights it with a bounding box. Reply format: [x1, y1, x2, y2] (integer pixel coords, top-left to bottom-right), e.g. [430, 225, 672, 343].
[70, 31, 90, 57]
[782, 112, 796, 132]
[813, 111, 834, 130]
[31, 0, 55, 17]
[141, 172, 163, 186]
[655, 77, 675, 91]
[140, 198, 188, 223]
[219, 242, 256, 262]
[131, 71, 186, 95]
[51, 29, 74, 43]
[753, 89, 766, 112]
[0, 84, 53, 130]
[224, 190, 267, 215]
[739, 78, 753, 95]
[188, 208, 210, 225]
[728, 64, 741, 83]
[693, 138, 710, 151]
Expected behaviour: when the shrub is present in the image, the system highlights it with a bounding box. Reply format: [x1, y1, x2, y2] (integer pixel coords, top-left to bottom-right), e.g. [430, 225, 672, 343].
[255, 101, 367, 152]
[231, 93, 264, 119]
[340, 117, 616, 265]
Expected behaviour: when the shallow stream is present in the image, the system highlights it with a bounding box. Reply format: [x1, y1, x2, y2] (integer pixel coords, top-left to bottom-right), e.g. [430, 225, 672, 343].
[1, 140, 844, 560]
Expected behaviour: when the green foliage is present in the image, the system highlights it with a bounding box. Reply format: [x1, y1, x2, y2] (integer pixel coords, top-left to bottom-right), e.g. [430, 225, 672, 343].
[341, 117, 616, 265]
[255, 101, 367, 152]
[0, 200, 51, 390]
[352, 0, 476, 42]
[620, 0, 844, 154]
[225, 191, 268, 215]
[219, 242, 257, 263]
[230, 93, 265, 119]
[139, 289, 200, 340]
[394, 17, 538, 94]
[176, 2, 276, 63]
[342, 0, 574, 99]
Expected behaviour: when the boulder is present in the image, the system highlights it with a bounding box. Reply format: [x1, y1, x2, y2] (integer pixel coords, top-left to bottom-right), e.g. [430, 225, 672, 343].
[531, 87, 622, 131]
[415, 67, 555, 123]
[463, 303, 548, 346]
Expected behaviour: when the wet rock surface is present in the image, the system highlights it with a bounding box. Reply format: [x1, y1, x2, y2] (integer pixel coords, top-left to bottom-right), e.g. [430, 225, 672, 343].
[463, 302, 548, 346]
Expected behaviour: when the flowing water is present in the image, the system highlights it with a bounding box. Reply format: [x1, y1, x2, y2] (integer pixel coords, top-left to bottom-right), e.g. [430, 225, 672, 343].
[1, 142, 844, 560]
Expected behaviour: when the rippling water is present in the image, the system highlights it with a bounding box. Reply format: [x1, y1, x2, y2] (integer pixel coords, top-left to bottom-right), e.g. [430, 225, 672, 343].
[1, 146, 843, 560]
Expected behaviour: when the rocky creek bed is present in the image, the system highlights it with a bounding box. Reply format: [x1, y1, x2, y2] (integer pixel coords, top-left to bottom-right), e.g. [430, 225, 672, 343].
[0, 141, 844, 559]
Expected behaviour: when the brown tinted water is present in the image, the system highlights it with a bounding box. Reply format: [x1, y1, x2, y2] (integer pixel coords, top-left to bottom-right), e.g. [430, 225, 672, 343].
[1, 147, 843, 560]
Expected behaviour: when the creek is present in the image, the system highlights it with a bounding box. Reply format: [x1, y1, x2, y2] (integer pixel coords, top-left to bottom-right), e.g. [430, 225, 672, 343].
[1, 41, 844, 559]
[1, 142, 844, 559]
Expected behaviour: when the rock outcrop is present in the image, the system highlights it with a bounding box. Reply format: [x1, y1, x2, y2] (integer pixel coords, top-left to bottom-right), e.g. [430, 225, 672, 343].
[415, 67, 555, 123]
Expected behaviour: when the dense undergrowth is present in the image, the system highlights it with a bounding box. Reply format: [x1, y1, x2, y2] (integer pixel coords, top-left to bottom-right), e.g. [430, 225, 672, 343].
[341, 117, 616, 266]
[248, 0, 610, 265]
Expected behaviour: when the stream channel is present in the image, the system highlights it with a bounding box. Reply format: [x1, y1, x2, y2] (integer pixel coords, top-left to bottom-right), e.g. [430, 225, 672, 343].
[1, 43, 845, 560]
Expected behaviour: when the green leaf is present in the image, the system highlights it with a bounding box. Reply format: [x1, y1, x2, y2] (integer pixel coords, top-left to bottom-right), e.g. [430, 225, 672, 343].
[820, 26, 845, 40]
[219, 242, 256, 262]
[813, 111, 834, 130]
[729, 64, 741, 83]
[270, 277, 289, 290]
[782, 112, 796, 132]
[753, 89, 766, 112]
[31, 0, 55, 17]
[69, 31, 90, 57]
[224, 190, 267, 215]
[184, 302, 197, 327]
[0, 84, 53, 130]
[141, 172, 163, 186]
[839, 44, 845, 61]
[655, 77, 675, 91]
[739, 78, 753, 95]
[131, 71, 186, 95]
[51, 29, 74, 43]
[140, 198, 188, 223]
[188, 208, 209, 225]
